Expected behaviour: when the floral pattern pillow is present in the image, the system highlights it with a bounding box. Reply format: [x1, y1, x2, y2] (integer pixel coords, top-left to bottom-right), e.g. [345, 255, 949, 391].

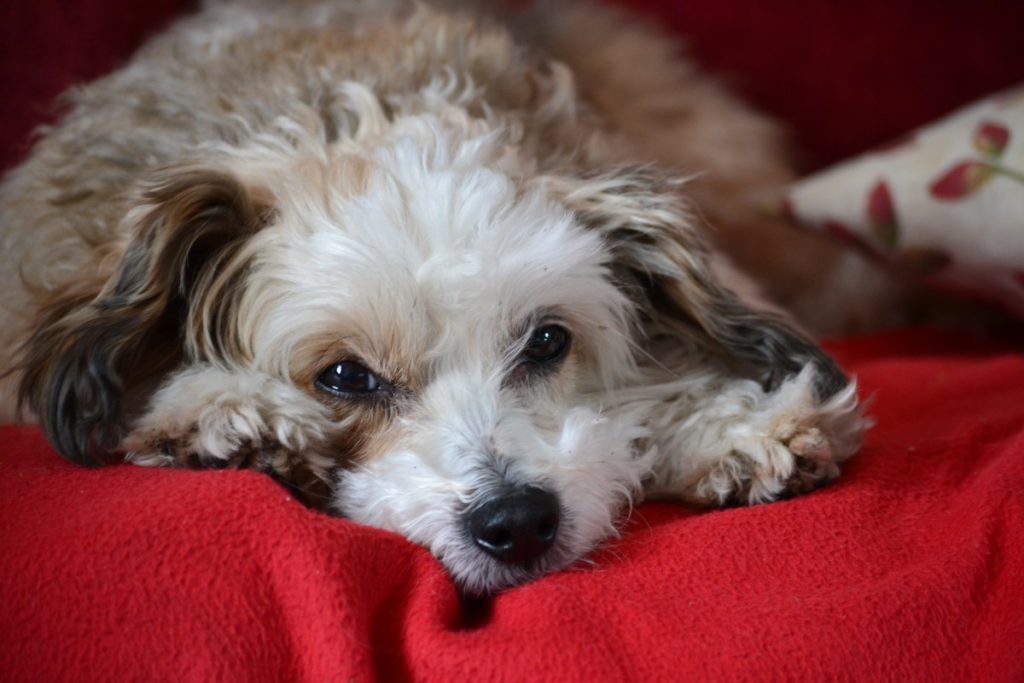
[780, 84, 1024, 316]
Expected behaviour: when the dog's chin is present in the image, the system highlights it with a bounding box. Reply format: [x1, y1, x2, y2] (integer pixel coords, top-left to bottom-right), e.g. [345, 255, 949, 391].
[332, 409, 653, 593]
[437, 530, 587, 596]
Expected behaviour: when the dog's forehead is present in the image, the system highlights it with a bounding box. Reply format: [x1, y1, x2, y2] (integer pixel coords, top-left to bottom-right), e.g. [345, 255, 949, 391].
[250, 161, 618, 374]
[283, 168, 606, 321]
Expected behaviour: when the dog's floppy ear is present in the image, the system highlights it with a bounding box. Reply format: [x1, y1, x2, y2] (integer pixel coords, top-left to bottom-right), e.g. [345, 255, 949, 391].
[540, 166, 846, 398]
[17, 167, 271, 465]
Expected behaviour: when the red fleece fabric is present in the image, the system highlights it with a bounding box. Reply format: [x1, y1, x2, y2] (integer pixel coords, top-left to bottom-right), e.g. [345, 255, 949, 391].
[3, 1, 1024, 681]
[2, 329, 1023, 681]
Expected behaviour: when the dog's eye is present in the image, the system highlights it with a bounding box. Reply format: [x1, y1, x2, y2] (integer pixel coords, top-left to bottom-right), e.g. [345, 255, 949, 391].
[316, 361, 381, 396]
[521, 325, 571, 364]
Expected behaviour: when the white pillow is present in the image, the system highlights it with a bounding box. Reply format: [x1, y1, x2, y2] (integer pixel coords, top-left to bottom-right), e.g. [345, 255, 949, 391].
[781, 84, 1024, 316]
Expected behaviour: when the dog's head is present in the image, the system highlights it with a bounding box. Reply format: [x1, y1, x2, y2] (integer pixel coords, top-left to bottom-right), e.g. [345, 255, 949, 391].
[18, 109, 842, 593]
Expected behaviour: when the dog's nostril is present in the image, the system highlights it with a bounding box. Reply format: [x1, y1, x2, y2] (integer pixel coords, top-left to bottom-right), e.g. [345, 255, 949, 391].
[467, 486, 560, 565]
[479, 526, 513, 549]
[536, 516, 556, 543]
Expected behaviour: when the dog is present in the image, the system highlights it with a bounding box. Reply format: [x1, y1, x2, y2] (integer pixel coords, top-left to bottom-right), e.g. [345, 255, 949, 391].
[0, 0, 868, 594]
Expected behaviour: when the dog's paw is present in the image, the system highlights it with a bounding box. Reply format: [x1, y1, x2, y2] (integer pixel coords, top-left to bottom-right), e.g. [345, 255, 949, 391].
[119, 364, 332, 472]
[122, 399, 282, 470]
[782, 426, 841, 496]
[693, 366, 868, 506]
[122, 409, 266, 471]
[118, 365, 339, 507]
[696, 423, 838, 505]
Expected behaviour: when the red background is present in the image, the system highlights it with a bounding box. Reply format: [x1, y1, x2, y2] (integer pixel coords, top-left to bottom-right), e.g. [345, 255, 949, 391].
[3, 1, 1024, 172]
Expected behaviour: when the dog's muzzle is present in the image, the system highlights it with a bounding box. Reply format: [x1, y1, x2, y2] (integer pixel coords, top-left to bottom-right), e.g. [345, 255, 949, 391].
[466, 486, 560, 564]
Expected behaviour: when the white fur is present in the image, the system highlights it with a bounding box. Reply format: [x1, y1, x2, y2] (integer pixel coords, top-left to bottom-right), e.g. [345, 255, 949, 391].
[125, 365, 335, 477]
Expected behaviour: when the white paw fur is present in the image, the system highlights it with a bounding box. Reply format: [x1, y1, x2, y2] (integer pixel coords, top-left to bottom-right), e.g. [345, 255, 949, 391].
[643, 364, 868, 505]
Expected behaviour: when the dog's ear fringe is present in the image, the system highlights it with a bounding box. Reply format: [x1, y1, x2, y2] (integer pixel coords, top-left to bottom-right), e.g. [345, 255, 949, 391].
[540, 166, 847, 399]
[14, 166, 269, 466]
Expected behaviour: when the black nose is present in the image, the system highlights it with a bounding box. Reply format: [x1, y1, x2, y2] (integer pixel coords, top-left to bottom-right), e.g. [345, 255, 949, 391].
[467, 487, 560, 564]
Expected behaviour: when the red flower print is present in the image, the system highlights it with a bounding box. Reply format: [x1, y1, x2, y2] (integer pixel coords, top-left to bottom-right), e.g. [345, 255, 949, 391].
[824, 220, 881, 261]
[867, 180, 898, 247]
[973, 121, 1010, 157]
[929, 161, 996, 200]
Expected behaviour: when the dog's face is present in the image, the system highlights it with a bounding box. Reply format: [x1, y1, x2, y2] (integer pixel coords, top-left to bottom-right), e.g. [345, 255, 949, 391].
[226, 131, 653, 593]
[19, 116, 839, 593]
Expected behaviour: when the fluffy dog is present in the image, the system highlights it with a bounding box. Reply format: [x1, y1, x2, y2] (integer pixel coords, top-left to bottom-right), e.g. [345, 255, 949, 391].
[0, 0, 867, 593]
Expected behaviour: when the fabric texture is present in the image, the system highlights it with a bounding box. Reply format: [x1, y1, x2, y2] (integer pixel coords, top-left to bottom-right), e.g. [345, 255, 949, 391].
[3, 1, 1024, 681]
[781, 85, 1024, 317]
[2, 329, 1023, 681]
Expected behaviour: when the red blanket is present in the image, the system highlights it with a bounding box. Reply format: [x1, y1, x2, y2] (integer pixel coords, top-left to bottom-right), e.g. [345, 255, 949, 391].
[2, 329, 1023, 681]
[4, 1, 1024, 680]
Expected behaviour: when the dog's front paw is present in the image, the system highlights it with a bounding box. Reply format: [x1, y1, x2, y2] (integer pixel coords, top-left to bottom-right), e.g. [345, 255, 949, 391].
[121, 395, 276, 470]
[122, 418, 261, 470]
[697, 423, 836, 505]
[782, 426, 840, 496]
[117, 365, 339, 507]
[118, 365, 331, 472]
[692, 366, 868, 506]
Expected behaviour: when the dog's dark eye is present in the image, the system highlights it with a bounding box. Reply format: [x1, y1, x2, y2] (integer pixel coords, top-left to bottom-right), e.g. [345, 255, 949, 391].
[316, 361, 381, 396]
[521, 325, 571, 364]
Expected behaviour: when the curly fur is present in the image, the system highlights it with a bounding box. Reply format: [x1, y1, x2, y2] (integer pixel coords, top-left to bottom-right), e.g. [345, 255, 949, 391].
[0, 0, 869, 593]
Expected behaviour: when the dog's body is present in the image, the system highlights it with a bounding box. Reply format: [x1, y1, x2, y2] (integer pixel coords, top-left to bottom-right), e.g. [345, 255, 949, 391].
[0, 0, 867, 593]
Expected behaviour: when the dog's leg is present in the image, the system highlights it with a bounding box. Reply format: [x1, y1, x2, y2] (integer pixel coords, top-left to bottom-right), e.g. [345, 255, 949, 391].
[631, 363, 866, 506]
